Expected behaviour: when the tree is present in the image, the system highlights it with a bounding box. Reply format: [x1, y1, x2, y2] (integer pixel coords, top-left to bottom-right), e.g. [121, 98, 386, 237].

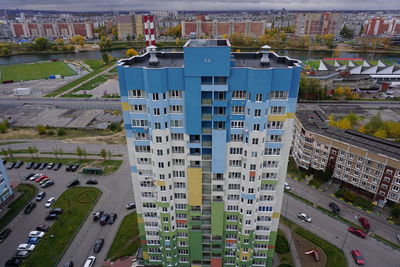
[340, 25, 355, 39]
[334, 86, 344, 96]
[391, 204, 400, 219]
[365, 113, 383, 134]
[107, 150, 112, 160]
[374, 129, 388, 139]
[126, 48, 138, 57]
[58, 148, 64, 158]
[222, 33, 228, 39]
[36, 124, 47, 135]
[102, 52, 110, 64]
[33, 37, 50, 51]
[0, 47, 10, 56]
[70, 35, 85, 47]
[100, 149, 107, 160]
[136, 34, 144, 41]
[358, 125, 366, 133]
[165, 24, 182, 37]
[99, 36, 112, 50]
[344, 86, 352, 97]
[175, 38, 180, 45]
[328, 114, 336, 127]
[0, 119, 9, 133]
[76, 146, 83, 159]
[27, 146, 36, 158]
[53, 148, 59, 159]
[323, 33, 334, 49]
[298, 75, 325, 100]
[332, 49, 341, 58]
[55, 38, 64, 46]
[57, 128, 66, 136]
[345, 112, 359, 128]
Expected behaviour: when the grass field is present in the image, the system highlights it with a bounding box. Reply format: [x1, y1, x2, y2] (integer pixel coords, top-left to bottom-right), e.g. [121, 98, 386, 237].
[22, 187, 101, 267]
[61, 75, 108, 98]
[0, 61, 76, 82]
[107, 212, 140, 261]
[83, 60, 104, 70]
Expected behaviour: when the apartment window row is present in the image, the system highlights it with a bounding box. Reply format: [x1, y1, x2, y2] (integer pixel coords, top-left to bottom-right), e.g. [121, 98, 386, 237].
[270, 91, 288, 100]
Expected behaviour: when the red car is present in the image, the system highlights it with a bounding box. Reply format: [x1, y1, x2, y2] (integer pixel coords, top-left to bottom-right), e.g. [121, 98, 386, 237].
[348, 227, 367, 238]
[358, 217, 370, 229]
[35, 175, 48, 182]
[351, 250, 365, 265]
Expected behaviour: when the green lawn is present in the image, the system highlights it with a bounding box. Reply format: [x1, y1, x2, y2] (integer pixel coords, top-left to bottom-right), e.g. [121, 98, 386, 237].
[83, 60, 104, 70]
[60, 75, 108, 98]
[1, 61, 76, 82]
[107, 212, 140, 261]
[0, 184, 37, 231]
[23, 187, 101, 267]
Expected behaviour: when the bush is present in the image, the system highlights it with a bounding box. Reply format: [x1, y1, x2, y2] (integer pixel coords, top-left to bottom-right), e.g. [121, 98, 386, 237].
[47, 130, 55, 136]
[57, 128, 66, 136]
[335, 188, 345, 198]
[36, 124, 47, 135]
[354, 196, 374, 211]
[109, 121, 122, 132]
[343, 190, 356, 203]
[391, 204, 400, 219]
[276, 232, 290, 254]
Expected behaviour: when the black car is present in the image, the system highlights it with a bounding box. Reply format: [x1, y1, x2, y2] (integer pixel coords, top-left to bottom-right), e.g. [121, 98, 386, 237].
[14, 161, 24, 169]
[4, 257, 23, 267]
[14, 250, 30, 259]
[24, 202, 36, 214]
[38, 163, 47, 170]
[93, 238, 104, 253]
[93, 211, 104, 221]
[2, 159, 6, 165]
[70, 164, 80, 172]
[26, 162, 34, 169]
[66, 164, 74, 172]
[49, 208, 64, 215]
[47, 163, 55, 170]
[67, 179, 80, 188]
[108, 213, 117, 224]
[25, 173, 35, 180]
[329, 202, 340, 214]
[53, 163, 62, 171]
[99, 214, 110, 225]
[35, 191, 46, 201]
[63, 261, 74, 267]
[33, 162, 41, 170]
[45, 214, 58, 220]
[36, 224, 50, 232]
[0, 228, 12, 243]
[42, 180, 54, 188]
[7, 162, 16, 169]
[86, 179, 98, 185]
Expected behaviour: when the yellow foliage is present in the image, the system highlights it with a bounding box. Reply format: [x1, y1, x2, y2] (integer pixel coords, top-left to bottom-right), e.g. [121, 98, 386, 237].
[175, 38, 180, 45]
[358, 125, 366, 133]
[222, 34, 228, 39]
[70, 35, 85, 47]
[373, 129, 388, 139]
[126, 48, 138, 57]
[236, 49, 241, 52]
[350, 93, 359, 100]
[344, 87, 352, 96]
[334, 86, 344, 96]
[328, 114, 336, 126]
[337, 118, 351, 130]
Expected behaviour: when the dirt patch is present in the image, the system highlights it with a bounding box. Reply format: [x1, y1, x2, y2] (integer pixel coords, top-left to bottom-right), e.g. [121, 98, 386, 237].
[293, 233, 327, 267]
[0, 128, 40, 140]
[63, 131, 126, 145]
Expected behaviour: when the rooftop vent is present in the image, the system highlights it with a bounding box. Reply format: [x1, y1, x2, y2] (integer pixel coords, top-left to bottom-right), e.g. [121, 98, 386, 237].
[148, 46, 159, 66]
[260, 45, 271, 67]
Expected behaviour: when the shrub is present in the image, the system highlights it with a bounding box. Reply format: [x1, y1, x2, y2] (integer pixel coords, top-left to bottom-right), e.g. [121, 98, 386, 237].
[57, 128, 66, 136]
[47, 130, 55, 136]
[109, 121, 122, 132]
[275, 232, 290, 254]
[37, 124, 47, 135]
[354, 196, 374, 211]
[335, 188, 345, 198]
[343, 190, 356, 203]
[391, 204, 400, 219]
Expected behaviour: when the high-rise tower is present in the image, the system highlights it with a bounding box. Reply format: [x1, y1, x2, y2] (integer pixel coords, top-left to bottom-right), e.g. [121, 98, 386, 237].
[117, 39, 301, 267]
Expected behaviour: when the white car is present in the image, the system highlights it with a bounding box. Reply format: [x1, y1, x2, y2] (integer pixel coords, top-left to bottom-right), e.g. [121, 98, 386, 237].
[30, 173, 42, 181]
[298, 212, 312, 223]
[45, 197, 55, 208]
[17, 243, 35, 251]
[284, 182, 292, 190]
[83, 256, 96, 267]
[29, 231, 45, 238]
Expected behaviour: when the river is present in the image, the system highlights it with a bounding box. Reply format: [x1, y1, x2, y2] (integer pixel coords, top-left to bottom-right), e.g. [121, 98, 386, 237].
[0, 47, 400, 65]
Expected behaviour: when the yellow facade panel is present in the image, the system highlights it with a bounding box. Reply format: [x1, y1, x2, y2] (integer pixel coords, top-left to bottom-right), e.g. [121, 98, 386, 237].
[272, 212, 280, 219]
[156, 180, 166, 186]
[188, 168, 202, 206]
[121, 102, 130, 111]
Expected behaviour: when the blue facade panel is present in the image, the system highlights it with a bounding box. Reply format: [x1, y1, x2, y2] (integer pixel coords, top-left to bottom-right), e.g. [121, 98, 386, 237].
[124, 68, 144, 90]
[212, 130, 227, 173]
[240, 193, 256, 200]
[144, 68, 168, 93]
[229, 68, 248, 90]
[272, 68, 292, 91]
[266, 143, 283, 149]
[130, 165, 138, 173]
[0, 158, 13, 204]
[184, 77, 201, 135]
[167, 68, 185, 90]
[247, 69, 272, 96]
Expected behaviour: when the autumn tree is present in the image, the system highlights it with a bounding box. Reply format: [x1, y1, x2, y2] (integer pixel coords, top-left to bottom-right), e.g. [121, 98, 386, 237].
[102, 52, 110, 64]
[323, 33, 334, 48]
[334, 86, 344, 96]
[298, 75, 325, 100]
[165, 24, 182, 37]
[126, 48, 138, 57]
[32, 37, 50, 51]
[374, 129, 388, 139]
[55, 38, 64, 46]
[337, 118, 352, 130]
[340, 25, 355, 39]
[70, 35, 85, 47]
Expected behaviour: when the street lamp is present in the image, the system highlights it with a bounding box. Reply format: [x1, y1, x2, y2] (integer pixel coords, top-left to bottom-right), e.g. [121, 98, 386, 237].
[341, 228, 349, 250]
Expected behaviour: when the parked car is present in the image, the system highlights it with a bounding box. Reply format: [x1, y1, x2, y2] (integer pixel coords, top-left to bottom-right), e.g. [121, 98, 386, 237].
[38, 163, 48, 170]
[26, 237, 40, 244]
[93, 211, 104, 221]
[298, 213, 312, 222]
[7, 162, 16, 169]
[109, 213, 117, 224]
[14, 161, 24, 169]
[0, 228, 12, 243]
[49, 208, 64, 215]
[39, 178, 50, 185]
[36, 224, 49, 232]
[35, 192, 46, 201]
[93, 238, 104, 253]
[126, 203, 136, 210]
[17, 243, 35, 251]
[29, 231, 45, 238]
[284, 182, 292, 190]
[358, 217, 370, 229]
[348, 227, 367, 238]
[45, 214, 59, 221]
[45, 197, 56, 208]
[26, 162, 34, 169]
[351, 249, 365, 265]
[63, 261, 74, 267]
[33, 163, 41, 169]
[86, 179, 98, 185]
[53, 163, 62, 171]
[99, 214, 110, 225]
[30, 173, 43, 181]
[66, 179, 80, 188]
[329, 202, 340, 214]
[42, 180, 54, 188]
[24, 173, 35, 180]
[66, 164, 74, 172]
[47, 163, 55, 170]
[35, 175, 48, 182]
[83, 256, 96, 267]
[14, 250, 30, 259]
[70, 164, 80, 172]
[4, 257, 23, 267]
[24, 202, 36, 214]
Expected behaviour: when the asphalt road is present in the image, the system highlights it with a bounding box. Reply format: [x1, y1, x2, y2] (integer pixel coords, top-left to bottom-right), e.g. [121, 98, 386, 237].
[0, 158, 133, 267]
[283, 194, 400, 267]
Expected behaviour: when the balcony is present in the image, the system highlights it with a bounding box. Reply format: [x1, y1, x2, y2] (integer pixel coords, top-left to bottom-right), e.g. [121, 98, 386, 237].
[202, 128, 212, 134]
[202, 114, 212, 120]
[202, 154, 212, 160]
[202, 141, 212, 147]
[201, 99, 212, 105]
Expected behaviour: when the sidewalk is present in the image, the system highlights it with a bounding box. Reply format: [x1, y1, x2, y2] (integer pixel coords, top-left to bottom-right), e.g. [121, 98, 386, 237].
[278, 224, 302, 267]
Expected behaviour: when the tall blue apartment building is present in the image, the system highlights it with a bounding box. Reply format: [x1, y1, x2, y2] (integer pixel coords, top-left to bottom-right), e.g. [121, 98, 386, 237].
[0, 159, 13, 205]
[117, 39, 301, 267]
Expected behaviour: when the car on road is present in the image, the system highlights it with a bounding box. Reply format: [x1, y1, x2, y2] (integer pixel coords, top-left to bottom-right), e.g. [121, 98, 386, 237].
[29, 231, 45, 238]
[329, 202, 340, 214]
[35, 191, 46, 201]
[45, 197, 56, 208]
[109, 213, 117, 224]
[33, 163, 41, 169]
[26, 237, 40, 244]
[49, 208, 64, 215]
[284, 182, 292, 190]
[7, 162, 16, 169]
[0, 228, 12, 243]
[348, 227, 367, 238]
[63, 261, 74, 267]
[66, 179, 80, 187]
[100, 214, 110, 225]
[47, 163, 55, 170]
[93, 211, 104, 221]
[83, 256, 96, 267]
[38, 163, 48, 170]
[70, 164, 80, 172]
[26, 162, 34, 169]
[36, 224, 49, 232]
[298, 212, 312, 222]
[126, 203, 136, 210]
[24, 202, 36, 214]
[45, 214, 59, 221]
[351, 249, 365, 265]
[53, 163, 62, 171]
[358, 217, 370, 229]
[17, 243, 36, 251]
[14, 160, 24, 169]
[93, 238, 104, 253]
[86, 179, 98, 185]
[14, 250, 30, 259]
[25, 173, 35, 180]
[4, 257, 23, 267]
[42, 180, 54, 188]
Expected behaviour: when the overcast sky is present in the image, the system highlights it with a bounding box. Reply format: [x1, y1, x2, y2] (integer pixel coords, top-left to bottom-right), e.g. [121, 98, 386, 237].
[2, 0, 400, 12]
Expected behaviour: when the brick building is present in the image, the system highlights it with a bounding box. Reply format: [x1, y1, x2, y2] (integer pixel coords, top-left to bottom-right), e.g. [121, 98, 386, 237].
[181, 21, 265, 38]
[10, 22, 94, 39]
[364, 17, 400, 36]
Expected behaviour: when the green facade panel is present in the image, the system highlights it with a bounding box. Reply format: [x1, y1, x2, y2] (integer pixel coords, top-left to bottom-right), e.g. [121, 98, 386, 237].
[189, 231, 203, 261]
[211, 201, 224, 235]
[269, 231, 278, 246]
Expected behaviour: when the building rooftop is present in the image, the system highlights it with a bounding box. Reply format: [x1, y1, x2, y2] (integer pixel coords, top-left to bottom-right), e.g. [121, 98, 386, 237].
[297, 110, 400, 160]
[184, 39, 230, 47]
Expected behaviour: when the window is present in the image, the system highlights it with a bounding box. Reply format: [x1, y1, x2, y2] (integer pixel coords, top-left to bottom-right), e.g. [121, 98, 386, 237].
[230, 147, 243, 154]
[265, 148, 281, 155]
[171, 120, 183, 127]
[135, 145, 150, 152]
[132, 119, 148, 127]
[268, 135, 282, 142]
[252, 138, 259, 145]
[232, 106, 245, 114]
[169, 105, 183, 113]
[131, 104, 146, 113]
[128, 89, 145, 98]
[231, 120, 244, 129]
[169, 90, 183, 98]
[214, 76, 227, 85]
[171, 133, 184, 141]
[153, 108, 160, 115]
[230, 134, 243, 142]
[254, 109, 261, 117]
[232, 91, 246, 99]
[255, 94, 263, 102]
[269, 106, 286, 115]
[152, 93, 159, 100]
[253, 124, 260, 131]
[154, 122, 161, 129]
[270, 91, 288, 100]
[267, 121, 284, 129]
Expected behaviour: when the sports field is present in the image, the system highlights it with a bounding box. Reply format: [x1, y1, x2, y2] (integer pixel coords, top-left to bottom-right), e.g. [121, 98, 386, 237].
[0, 61, 76, 82]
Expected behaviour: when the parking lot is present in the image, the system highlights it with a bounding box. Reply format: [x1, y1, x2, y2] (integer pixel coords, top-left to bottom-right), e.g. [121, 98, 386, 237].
[0, 158, 133, 267]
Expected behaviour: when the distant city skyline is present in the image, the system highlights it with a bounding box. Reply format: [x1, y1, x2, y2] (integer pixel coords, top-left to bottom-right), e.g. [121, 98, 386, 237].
[2, 0, 400, 12]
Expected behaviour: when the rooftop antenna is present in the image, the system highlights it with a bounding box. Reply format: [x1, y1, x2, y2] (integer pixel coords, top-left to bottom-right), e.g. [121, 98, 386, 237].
[260, 45, 271, 67]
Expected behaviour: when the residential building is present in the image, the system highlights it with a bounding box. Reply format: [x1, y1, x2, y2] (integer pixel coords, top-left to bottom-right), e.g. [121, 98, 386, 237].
[295, 12, 341, 36]
[364, 16, 400, 36]
[117, 39, 301, 266]
[116, 14, 153, 40]
[292, 110, 400, 206]
[0, 159, 13, 205]
[181, 21, 265, 38]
